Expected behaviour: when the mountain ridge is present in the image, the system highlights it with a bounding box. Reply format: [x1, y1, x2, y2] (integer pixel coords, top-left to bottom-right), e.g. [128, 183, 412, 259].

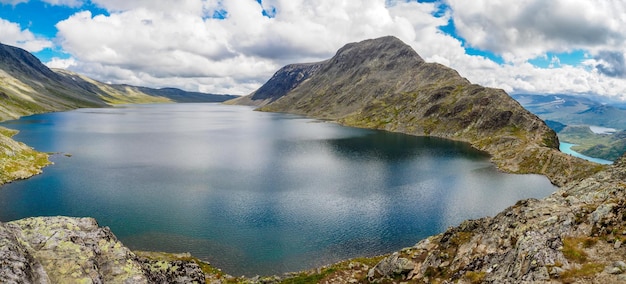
[0, 42, 236, 122]
[233, 36, 603, 186]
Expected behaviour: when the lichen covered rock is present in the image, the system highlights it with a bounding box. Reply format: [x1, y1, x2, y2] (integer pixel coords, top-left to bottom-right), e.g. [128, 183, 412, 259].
[0, 216, 206, 283]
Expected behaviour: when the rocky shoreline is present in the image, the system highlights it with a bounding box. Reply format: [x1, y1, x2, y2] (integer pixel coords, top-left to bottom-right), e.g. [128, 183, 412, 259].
[0, 126, 50, 186]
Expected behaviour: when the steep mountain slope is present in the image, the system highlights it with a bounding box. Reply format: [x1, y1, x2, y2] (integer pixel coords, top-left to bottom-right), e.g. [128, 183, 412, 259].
[227, 62, 324, 106]
[236, 36, 602, 186]
[0, 43, 235, 122]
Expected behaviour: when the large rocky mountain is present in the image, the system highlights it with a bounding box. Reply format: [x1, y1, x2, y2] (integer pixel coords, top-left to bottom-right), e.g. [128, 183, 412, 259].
[232, 36, 603, 186]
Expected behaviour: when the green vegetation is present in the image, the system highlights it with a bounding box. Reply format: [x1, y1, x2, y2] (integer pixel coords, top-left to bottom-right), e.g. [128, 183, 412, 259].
[464, 271, 486, 284]
[558, 126, 626, 161]
[0, 127, 51, 185]
[559, 263, 605, 282]
[562, 237, 596, 263]
[279, 256, 387, 284]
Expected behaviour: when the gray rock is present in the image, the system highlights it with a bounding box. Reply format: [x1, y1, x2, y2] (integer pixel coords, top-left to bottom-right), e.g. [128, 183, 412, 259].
[0, 217, 206, 283]
[367, 252, 415, 281]
[591, 203, 616, 224]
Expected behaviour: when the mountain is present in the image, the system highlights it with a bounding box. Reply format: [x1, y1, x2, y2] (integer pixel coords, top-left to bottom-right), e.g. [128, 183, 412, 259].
[513, 94, 626, 161]
[0, 42, 236, 122]
[233, 36, 603, 186]
[512, 94, 626, 129]
[227, 62, 324, 106]
[0, 43, 236, 185]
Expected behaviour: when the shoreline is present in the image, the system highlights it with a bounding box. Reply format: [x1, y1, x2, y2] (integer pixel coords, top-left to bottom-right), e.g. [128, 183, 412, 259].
[559, 142, 613, 165]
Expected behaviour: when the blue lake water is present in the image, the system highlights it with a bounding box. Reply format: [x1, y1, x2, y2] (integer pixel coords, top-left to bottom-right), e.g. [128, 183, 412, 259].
[0, 103, 556, 276]
[559, 142, 613, 165]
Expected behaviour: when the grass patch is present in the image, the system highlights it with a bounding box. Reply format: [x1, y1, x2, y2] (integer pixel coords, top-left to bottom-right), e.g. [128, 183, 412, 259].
[280, 255, 387, 284]
[562, 237, 595, 263]
[559, 263, 604, 281]
[464, 271, 486, 284]
[0, 126, 18, 137]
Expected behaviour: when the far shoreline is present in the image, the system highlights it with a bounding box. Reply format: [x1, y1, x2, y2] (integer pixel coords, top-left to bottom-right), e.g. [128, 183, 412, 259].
[559, 142, 613, 165]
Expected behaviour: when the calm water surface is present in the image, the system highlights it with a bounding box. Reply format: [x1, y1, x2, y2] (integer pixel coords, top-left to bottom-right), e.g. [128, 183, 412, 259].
[0, 103, 556, 276]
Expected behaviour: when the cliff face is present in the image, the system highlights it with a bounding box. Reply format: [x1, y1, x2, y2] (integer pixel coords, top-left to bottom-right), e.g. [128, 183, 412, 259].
[227, 62, 325, 106]
[236, 36, 603, 186]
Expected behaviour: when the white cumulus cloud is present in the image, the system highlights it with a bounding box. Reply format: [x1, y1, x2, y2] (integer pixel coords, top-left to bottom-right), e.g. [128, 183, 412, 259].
[447, 0, 626, 62]
[0, 18, 53, 52]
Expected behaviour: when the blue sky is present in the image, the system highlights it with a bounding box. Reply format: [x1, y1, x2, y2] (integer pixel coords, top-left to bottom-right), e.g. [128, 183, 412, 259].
[0, 0, 624, 100]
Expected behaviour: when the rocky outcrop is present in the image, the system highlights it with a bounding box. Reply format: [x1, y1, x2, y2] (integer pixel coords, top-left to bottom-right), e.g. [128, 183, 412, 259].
[235, 36, 602, 186]
[226, 62, 324, 106]
[0, 127, 49, 185]
[0, 216, 207, 283]
[343, 153, 626, 283]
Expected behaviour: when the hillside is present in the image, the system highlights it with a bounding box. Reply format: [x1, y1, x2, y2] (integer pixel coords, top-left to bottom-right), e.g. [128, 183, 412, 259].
[0, 43, 236, 122]
[0, 43, 236, 185]
[234, 36, 603, 186]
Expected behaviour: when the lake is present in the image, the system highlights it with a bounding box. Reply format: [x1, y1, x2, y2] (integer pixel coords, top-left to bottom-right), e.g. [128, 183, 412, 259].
[560, 142, 613, 165]
[0, 103, 556, 276]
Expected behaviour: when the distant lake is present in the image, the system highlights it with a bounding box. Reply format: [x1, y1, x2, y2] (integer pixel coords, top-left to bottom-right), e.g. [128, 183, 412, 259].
[0, 103, 556, 276]
[560, 142, 613, 165]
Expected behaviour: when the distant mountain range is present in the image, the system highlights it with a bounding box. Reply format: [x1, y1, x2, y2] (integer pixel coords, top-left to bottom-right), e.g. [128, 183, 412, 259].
[232, 36, 602, 186]
[512, 94, 626, 161]
[0, 43, 236, 122]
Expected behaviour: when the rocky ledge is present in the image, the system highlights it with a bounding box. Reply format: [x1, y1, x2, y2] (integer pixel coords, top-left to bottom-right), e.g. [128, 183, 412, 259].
[0, 216, 210, 283]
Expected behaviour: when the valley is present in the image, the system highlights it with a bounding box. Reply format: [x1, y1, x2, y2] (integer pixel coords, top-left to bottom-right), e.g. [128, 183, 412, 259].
[513, 94, 626, 161]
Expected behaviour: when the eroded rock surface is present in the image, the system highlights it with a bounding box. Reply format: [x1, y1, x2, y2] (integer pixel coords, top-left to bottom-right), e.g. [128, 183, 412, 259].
[0, 216, 206, 283]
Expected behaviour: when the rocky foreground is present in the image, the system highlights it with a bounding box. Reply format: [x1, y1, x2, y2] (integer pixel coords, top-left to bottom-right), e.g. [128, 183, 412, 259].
[0, 216, 212, 283]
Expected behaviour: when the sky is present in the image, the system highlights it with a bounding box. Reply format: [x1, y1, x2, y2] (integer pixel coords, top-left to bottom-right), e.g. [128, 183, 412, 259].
[0, 0, 626, 101]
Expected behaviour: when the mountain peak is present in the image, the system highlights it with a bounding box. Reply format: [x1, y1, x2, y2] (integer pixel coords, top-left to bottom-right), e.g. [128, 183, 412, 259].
[330, 36, 424, 71]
